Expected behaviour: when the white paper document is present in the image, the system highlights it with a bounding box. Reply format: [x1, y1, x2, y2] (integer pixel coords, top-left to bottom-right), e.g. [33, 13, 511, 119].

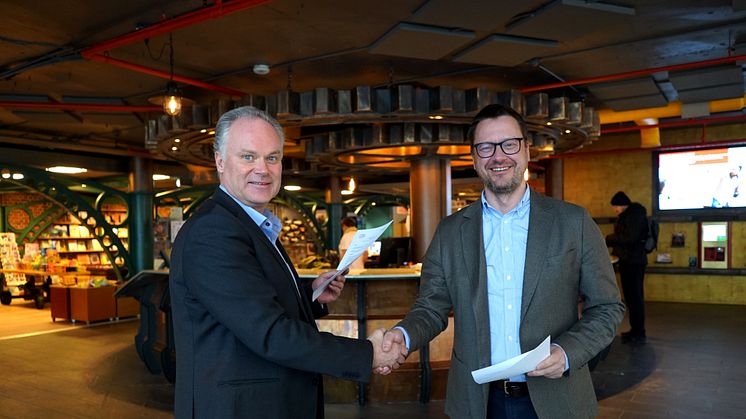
[311, 220, 393, 301]
[471, 336, 551, 384]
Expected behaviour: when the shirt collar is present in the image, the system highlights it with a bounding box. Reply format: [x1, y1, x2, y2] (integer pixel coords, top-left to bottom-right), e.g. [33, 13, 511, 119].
[219, 185, 282, 240]
[480, 185, 531, 215]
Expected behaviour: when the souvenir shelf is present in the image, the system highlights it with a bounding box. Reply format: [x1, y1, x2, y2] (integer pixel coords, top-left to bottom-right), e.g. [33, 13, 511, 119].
[37, 207, 128, 269]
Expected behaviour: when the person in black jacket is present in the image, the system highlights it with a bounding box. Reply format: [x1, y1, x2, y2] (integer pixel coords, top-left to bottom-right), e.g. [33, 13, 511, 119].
[169, 106, 406, 418]
[606, 191, 648, 344]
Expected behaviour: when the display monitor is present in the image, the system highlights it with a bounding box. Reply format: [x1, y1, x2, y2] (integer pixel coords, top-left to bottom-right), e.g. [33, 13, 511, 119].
[377, 237, 412, 268]
[654, 144, 746, 217]
[367, 241, 381, 257]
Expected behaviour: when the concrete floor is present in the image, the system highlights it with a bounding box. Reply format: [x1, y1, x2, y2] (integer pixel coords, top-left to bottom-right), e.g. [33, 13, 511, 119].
[0, 301, 744, 418]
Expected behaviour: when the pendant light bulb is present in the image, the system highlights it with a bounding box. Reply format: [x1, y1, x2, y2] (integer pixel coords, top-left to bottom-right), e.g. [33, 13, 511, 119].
[163, 81, 183, 116]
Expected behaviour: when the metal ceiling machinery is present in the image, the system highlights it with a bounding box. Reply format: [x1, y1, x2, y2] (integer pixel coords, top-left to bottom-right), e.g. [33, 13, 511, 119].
[144, 85, 600, 176]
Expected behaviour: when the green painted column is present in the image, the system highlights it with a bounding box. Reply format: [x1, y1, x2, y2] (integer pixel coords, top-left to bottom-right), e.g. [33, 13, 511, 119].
[129, 157, 154, 273]
[326, 176, 343, 251]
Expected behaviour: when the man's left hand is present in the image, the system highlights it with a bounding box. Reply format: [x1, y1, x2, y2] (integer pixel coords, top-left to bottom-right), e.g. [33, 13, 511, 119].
[312, 269, 348, 304]
[527, 344, 566, 379]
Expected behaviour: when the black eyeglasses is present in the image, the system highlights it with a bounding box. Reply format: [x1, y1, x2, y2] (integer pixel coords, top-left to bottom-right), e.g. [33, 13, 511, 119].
[472, 138, 525, 158]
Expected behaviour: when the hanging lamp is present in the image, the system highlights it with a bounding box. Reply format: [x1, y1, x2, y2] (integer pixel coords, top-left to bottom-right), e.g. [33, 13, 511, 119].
[148, 33, 190, 116]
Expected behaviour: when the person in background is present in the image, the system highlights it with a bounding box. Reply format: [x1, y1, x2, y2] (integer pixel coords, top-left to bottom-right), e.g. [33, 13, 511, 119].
[338, 216, 367, 270]
[606, 191, 648, 344]
[376, 104, 624, 419]
[169, 106, 406, 419]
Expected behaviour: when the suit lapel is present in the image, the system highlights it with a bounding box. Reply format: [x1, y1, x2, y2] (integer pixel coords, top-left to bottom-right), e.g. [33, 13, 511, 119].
[521, 191, 554, 321]
[460, 202, 492, 368]
[212, 189, 313, 322]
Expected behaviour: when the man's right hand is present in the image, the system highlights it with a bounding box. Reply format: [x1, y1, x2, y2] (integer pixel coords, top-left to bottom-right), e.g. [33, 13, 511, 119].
[367, 328, 408, 375]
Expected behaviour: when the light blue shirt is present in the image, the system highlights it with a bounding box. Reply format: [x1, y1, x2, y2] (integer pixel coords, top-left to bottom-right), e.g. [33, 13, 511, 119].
[220, 186, 283, 243]
[482, 187, 531, 381]
[397, 186, 568, 378]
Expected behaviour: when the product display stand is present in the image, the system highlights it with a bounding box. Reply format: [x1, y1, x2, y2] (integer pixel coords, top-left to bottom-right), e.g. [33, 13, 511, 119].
[115, 270, 171, 380]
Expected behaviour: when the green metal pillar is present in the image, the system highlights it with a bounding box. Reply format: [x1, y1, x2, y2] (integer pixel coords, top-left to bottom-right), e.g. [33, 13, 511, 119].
[326, 176, 343, 251]
[129, 157, 154, 273]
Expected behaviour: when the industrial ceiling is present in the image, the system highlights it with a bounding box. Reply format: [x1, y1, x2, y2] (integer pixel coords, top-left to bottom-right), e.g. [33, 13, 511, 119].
[1, 0, 745, 190]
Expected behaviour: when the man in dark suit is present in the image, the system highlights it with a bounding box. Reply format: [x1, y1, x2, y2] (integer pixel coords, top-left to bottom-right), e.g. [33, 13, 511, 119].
[170, 106, 405, 418]
[379, 104, 624, 419]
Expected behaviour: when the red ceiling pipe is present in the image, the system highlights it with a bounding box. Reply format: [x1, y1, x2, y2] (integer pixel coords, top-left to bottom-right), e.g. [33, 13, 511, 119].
[80, 0, 268, 97]
[521, 54, 746, 93]
[548, 138, 746, 159]
[87, 54, 246, 97]
[601, 114, 746, 134]
[0, 101, 161, 113]
[81, 0, 270, 57]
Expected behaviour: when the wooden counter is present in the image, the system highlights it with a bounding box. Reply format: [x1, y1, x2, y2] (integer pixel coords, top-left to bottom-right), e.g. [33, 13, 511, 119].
[69, 286, 116, 324]
[49, 286, 71, 322]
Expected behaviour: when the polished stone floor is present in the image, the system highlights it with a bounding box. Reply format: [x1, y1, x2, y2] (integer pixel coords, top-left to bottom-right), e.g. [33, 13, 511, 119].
[0, 301, 744, 418]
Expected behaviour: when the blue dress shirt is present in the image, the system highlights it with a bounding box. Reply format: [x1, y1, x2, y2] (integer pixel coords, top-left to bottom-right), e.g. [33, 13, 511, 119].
[482, 187, 531, 381]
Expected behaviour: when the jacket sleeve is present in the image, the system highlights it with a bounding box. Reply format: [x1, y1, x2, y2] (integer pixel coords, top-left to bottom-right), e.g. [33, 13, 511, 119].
[396, 223, 453, 351]
[556, 209, 625, 371]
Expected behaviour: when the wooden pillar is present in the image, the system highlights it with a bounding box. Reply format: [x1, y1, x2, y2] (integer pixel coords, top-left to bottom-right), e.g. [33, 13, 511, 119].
[409, 158, 451, 262]
[546, 158, 564, 200]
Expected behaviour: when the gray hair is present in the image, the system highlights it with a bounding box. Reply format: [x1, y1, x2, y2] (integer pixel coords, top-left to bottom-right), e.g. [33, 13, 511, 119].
[213, 106, 285, 157]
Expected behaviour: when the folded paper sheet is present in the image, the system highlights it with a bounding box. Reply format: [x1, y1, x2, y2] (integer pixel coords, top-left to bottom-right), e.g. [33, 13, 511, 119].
[471, 336, 551, 384]
[311, 220, 393, 301]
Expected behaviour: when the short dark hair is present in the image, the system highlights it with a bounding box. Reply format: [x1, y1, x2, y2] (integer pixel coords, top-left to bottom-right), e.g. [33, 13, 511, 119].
[467, 104, 529, 145]
[341, 217, 357, 228]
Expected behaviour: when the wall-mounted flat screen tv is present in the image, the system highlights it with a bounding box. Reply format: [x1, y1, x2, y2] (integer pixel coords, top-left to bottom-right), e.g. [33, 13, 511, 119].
[655, 144, 746, 216]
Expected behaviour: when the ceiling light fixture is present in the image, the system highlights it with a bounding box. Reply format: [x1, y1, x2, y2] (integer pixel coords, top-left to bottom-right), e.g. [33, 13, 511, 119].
[253, 64, 270, 75]
[152, 174, 170, 181]
[46, 166, 88, 174]
[341, 177, 357, 195]
[148, 33, 191, 116]
[284, 185, 301, 191]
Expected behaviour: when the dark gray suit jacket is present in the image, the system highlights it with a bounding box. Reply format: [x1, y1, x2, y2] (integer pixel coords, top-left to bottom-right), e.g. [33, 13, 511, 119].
[399, 190, 624, 419]
[170, 188, 373, 418]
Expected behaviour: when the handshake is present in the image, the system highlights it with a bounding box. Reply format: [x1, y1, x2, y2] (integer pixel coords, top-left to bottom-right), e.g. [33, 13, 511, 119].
[367, 328, 409, 375]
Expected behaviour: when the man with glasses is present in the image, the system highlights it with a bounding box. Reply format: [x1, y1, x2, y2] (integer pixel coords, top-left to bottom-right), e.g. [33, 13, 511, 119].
[379, 104, 623, 419]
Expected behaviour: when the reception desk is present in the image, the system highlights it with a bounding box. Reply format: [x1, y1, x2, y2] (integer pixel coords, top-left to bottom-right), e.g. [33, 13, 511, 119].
[298, 268, 453, 405]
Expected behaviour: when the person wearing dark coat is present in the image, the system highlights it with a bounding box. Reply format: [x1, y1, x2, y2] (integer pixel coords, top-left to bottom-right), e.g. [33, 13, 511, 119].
[169, 106, 406, 418]
[606, 191, 648, 344]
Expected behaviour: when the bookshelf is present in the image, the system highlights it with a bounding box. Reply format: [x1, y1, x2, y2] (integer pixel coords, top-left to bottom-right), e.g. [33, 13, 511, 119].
[37, 207, 128, 269]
